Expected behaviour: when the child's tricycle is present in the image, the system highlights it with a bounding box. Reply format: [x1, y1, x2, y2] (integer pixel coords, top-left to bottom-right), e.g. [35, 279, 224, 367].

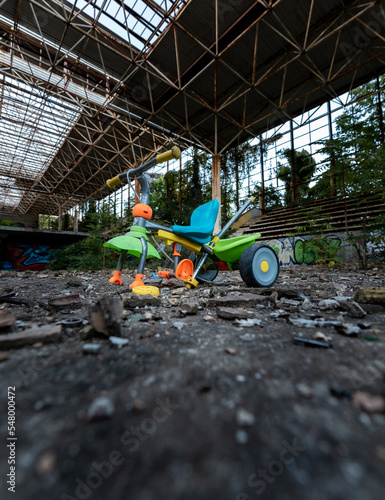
[104, 147, 280, 296]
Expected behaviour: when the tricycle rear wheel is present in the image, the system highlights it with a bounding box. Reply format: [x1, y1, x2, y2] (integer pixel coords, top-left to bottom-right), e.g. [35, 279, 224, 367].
[239, 243, 279, 287]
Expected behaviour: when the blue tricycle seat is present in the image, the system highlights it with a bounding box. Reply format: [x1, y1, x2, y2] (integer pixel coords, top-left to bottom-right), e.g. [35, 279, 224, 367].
[171, 199, 219, 245]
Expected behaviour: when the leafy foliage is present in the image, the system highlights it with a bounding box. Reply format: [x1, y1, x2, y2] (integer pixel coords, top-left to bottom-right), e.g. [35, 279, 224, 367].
[277, 149, 317, 205]
[49, 235, 117, 270]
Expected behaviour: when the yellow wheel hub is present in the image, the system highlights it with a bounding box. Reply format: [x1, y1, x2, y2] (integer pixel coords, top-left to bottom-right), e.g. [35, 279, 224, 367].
[260, 260, 269, 273]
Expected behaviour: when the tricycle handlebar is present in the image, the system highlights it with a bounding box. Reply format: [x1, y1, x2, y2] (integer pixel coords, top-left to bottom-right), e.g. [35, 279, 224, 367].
[106, 146, 181, 189]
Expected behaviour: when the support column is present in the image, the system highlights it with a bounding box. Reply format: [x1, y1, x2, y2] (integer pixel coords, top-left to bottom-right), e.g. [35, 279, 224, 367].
[377, 75, 384, 144]
[212, 154, 221, 234]
[259, 135, 265, 214]
[73, 210, 79, 232]
[290, 120, 297, 202]
[58, 207, 63, 231]
[327, 100, 336, 197]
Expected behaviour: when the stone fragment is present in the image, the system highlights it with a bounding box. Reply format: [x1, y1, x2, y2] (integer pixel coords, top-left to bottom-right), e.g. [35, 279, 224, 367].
[90, 296, 123, 337]
[335, 299, 366, 319]
[225, 347, 237, 355]
[180, 302, 199, 315]
[66, 278, 83, 287]
[87, 396, 115, 422]
[0, 352, 9, 362]
[236, 408, 255, 426]
[168, 298, 180, 306]
[109, 336, 129, 348]
[0, 324, 62, 349]
[48, 294, 81, 309]
[313, 331, 332, 342]
[172, 321, 184, 331]
[82, 343, 101, 355]
[121, 293, 161, 308]
[0, 309, 16, 330]
[35, 450, 57, 477]
[352, 391, 385, 413]
[172, 287, 186, 296]
[334, 324, 361, 337]
[235, 429, 249, 444]
[79, 325, 95, 340]
[142, 328, 157, 338]
[354, 287, 385, 306]
[217, 307, 255, 320]
[208, 294, 274, 309]
[234, 318, 262, 328]
[318, 299, 340, 310]
[203, 315, 215, 322]
[295, 383, 314, 399]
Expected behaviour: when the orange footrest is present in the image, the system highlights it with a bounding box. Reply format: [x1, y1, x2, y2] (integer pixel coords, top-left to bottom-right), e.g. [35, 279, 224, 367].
[175, 259, 194, 281]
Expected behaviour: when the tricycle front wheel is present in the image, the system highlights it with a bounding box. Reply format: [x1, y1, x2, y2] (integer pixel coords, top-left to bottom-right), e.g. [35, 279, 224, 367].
[239, 243, 280, 287]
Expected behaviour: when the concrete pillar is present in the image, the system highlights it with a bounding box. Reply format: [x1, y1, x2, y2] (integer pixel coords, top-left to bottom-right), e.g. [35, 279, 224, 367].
[73, 210, 79, 232]
[58, 207, 63, 231]
[212, 154, 221, 233]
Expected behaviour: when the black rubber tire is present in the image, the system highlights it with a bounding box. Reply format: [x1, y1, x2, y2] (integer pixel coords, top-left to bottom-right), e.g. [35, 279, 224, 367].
[239, 243, 280, 287]
[190, 253, 219, 284]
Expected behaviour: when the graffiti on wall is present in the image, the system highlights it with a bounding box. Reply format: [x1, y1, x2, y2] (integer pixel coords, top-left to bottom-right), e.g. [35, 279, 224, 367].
[264, 235, 342, 266]
[6, 243, 63, 271]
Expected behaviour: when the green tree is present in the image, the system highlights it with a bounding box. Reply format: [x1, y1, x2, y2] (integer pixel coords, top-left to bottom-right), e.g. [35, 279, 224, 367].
[315, 76, 385, 197]
[277, 149, 316, 204]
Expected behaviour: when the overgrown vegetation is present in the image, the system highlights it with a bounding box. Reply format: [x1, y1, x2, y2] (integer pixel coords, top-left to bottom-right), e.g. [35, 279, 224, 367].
[49, 235, 118, 271]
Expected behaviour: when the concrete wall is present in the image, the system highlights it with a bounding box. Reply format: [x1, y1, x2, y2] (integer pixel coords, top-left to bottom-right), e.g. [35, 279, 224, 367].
[260, 231, 379, 266]
[0, 211, 39, 228]
[232, 207, 260, 230]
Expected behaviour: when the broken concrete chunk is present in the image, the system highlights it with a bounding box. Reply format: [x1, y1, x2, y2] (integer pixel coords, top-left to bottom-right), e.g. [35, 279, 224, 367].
[236, 408, 255, 426]
[0, 324, 62, 349]
[109, 336, 129, 348]
[234, 318, 262, 328]
[318, 299, 340, 310]
[217, 307, 255, 320]
[121, 292, 161, 309]
[90, 297, 123, 337]
[295, 383, 314, 399]
[79, 325, 95, 340]
[48, 294, 82, 309]
[180, 301, 199, 315]
[82, 343, 101, 355]
[313, 331, 332, 342]
[208, 294, 274, 309]
[352, 391, 385, 413]
[87, 396, 115, 422]
[335, 299, 366, 318]
[0, 309, 16, 330]
[334, 324, 361, 337]
[354, 287, 385, 306]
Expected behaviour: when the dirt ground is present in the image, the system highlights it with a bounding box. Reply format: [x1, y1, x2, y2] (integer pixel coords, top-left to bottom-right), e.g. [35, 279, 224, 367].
[0, 264, 385, 500]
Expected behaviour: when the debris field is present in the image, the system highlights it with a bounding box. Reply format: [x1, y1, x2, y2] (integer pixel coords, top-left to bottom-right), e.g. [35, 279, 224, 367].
[0, 265, 385, 500]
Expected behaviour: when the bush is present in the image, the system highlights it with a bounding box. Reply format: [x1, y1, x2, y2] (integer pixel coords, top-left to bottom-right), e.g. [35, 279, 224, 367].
[49, 235, 118, 270]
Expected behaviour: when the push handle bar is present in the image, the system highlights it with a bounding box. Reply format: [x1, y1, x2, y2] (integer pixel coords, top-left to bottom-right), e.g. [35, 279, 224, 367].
[106, 146, 181, 189]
